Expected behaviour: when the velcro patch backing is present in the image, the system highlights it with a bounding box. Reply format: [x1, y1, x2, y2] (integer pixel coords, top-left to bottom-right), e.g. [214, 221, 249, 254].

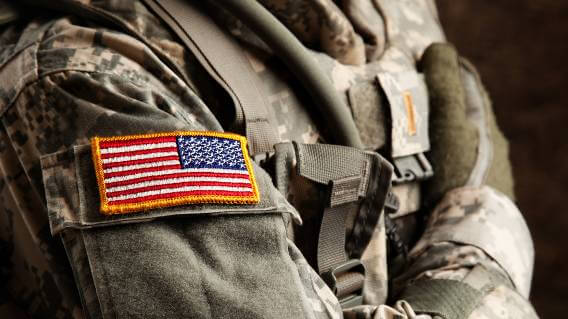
[91, 131, 259, 214]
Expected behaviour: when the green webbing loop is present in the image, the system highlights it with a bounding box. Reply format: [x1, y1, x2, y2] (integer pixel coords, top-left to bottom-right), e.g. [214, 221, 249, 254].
[398, 279, 485, 319]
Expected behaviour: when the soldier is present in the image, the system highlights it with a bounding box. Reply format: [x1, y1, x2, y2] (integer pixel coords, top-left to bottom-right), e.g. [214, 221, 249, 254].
[0, 0, 538, 318]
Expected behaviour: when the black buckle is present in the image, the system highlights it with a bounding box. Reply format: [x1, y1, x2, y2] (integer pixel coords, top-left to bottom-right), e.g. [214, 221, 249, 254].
[392, 152, 433, 184]
[322, 259, 366, 309]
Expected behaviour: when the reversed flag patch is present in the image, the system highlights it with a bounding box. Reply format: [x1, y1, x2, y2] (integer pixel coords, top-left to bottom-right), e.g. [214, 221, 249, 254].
[91, 131, 259, 215]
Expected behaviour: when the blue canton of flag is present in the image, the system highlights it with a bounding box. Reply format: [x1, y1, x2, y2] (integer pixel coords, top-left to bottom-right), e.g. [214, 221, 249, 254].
[177, 136, 247, 171]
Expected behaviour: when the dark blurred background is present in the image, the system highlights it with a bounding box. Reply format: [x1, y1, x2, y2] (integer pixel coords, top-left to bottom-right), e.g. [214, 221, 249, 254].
[436, 1, 568, 317]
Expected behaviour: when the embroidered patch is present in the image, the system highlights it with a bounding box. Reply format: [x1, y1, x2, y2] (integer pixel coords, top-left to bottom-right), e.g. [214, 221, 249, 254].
[91, 131, 259, 215]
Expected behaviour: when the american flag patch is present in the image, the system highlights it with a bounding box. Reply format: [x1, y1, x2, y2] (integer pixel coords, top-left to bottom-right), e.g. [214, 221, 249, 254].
[91, 131, 259, 214]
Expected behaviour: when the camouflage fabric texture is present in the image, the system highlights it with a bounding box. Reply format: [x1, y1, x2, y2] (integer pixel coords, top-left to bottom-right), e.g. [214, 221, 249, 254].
[0, 0, 537, 318]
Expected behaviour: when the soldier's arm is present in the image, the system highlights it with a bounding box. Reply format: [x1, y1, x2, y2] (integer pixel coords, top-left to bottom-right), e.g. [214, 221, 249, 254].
[0, 13, 345, 318]
[388, 44, 538, 319]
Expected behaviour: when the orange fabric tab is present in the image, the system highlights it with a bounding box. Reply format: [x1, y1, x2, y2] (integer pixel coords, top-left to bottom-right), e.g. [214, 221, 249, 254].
[403, 91, 417, 136]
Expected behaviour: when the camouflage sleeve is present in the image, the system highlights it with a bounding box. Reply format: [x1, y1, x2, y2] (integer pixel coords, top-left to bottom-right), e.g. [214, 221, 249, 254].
[0, 15, 343, 319]
[392, 186, 539, 318]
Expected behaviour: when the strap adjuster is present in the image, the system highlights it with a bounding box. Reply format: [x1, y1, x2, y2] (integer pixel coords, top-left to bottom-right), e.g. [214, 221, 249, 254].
[392, 152, 433, 184]
[322, 259, 366, 308]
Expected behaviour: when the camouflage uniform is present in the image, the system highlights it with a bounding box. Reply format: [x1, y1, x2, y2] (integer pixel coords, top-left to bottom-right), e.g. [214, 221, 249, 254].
[0, 1, 537, 318]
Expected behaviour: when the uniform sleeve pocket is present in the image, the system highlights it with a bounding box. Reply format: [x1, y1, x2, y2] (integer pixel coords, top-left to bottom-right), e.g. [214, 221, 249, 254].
[41, 144, 299, 235]
[41, 143, 311, 318]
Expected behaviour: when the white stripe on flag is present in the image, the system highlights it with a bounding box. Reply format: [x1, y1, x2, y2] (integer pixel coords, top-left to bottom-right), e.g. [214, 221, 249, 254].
[106, 176, 252, 193]
[104, 168, 249, 183]
[108, 186, 253, 201]
[103, 160, 181, 174]
[102, 151, 179, 164]
[99, 142, 178, 154]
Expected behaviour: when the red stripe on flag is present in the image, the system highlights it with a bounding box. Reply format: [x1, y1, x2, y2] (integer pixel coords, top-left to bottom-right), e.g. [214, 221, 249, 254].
[100, 147, 178, 159]
[99, 136, 177, 148]
[102, 155, 180, 169]
[106, 181, 252, 198]
[105, 171, 250, 188]
[103, 164, 182, 178]
[108, 190, 255, 205]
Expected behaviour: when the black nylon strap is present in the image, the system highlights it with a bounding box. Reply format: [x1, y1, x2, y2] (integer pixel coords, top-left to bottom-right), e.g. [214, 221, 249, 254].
[142, 0, 279, 154]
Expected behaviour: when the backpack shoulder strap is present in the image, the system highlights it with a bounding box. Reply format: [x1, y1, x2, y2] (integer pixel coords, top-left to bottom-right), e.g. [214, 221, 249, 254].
[142, 0, 279, 155]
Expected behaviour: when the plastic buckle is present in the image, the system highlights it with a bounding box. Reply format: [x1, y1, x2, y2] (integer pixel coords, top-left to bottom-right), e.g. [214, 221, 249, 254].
[322, 259, 366, 309]
[392, 152, 433, 184]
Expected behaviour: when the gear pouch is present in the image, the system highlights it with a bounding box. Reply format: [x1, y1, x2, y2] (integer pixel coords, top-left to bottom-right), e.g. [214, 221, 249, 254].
[41, 144, 315, 319]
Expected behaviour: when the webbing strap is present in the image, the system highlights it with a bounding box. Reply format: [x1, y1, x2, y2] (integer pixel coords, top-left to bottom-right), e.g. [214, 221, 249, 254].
[399, 279, 484, 319]
[142, 0, 279, 154]
[317, 203, 358, 275]
[292, 142, 394, 307]
[335, 272, 366, 298]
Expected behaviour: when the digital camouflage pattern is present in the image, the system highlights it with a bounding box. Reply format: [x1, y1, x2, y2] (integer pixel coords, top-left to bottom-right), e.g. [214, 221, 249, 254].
[287, 239, 343, 319]
[405, 186, 534, 297]
[218, 0, 445, 149]
[343, 301, 432, 319]
[0, 0, 537, 318]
